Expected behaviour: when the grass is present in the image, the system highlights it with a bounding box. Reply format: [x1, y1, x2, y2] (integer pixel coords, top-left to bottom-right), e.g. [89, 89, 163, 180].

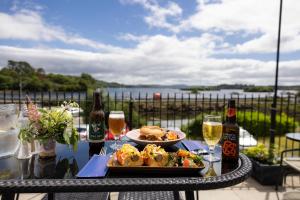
[257, 135, 300, 158]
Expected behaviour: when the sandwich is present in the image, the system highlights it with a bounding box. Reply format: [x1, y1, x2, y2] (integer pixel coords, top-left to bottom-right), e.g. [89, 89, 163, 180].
[139, 126, 165, 141]
[139, 126, 179, 141]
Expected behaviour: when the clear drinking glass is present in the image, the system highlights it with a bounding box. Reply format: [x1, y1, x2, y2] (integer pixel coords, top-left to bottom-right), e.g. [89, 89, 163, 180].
[109, 111, 125, 150]
[202, 115, 222, 162]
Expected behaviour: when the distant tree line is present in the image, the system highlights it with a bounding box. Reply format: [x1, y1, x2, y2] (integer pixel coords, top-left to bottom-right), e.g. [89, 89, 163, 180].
[0, 60, 122, 91]
[182, 84, 299, 93]
[243, 86, 273, 92]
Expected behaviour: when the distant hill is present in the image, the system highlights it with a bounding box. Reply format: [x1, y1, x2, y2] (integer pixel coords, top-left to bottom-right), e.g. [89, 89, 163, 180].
[0, 60, 124, 91]
[1, 60, 299, 92]
[181, 84, 300, 92]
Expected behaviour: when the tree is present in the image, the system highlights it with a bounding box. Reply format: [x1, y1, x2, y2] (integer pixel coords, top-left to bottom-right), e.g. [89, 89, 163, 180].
[0, 75, 14, 89]
[0, 60, 119, 91]
[7, 60, 35, 75]
[37, 68, 45, 75]
[81, 73, 96, 85]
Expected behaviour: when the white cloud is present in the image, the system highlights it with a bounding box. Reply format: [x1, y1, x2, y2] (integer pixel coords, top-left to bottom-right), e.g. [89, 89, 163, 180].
[179, 0, 300, 54]
[121, 0, 300, 54]
[0, 41, 298, 85]
[120, 0, 182, 32]
[0, 9, 119, 51]
[0, 0, 299, 85]
[118, 33, 150, 42]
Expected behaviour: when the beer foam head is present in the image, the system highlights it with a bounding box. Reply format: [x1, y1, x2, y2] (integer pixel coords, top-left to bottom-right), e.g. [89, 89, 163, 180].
[203, 121, 222, 126]
[109, 113, 125, 119]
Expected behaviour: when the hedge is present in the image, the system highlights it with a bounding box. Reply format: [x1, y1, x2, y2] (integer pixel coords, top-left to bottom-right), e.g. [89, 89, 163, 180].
[181, 111, 298, 139]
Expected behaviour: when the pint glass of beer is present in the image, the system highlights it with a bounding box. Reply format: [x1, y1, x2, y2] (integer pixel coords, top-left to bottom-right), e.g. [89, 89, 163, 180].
[109, 111, 125, 150]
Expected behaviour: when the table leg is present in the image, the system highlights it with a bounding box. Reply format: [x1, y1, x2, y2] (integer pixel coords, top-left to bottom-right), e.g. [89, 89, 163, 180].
[185, 190, 195, 200]
[1, 192, 15, 200]
[47, 193, 54, 200]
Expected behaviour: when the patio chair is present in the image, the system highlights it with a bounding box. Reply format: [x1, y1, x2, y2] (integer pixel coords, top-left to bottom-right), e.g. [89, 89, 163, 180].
[276, 148, 300, 190]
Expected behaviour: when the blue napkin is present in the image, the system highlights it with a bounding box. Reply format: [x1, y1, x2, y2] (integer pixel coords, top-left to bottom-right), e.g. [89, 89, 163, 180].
[76, 155, 110, 178]
[182, 140, 209, 154]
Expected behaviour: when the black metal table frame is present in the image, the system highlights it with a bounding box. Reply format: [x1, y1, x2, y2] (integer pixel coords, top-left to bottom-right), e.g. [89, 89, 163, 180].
[285, 133, 300, 143]
[0, 154, 252, 200]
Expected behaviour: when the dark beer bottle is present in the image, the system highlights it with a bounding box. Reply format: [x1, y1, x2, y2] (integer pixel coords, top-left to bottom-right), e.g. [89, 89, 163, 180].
[88, 89, 106, 143]
[222, 99, 239, 164]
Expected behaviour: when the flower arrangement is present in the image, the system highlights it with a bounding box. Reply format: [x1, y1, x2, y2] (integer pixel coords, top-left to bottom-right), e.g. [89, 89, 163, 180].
[18, 98, 79, 151]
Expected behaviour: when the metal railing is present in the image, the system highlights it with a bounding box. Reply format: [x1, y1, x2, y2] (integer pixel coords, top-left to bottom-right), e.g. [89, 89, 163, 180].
[1, 89, 299, 152]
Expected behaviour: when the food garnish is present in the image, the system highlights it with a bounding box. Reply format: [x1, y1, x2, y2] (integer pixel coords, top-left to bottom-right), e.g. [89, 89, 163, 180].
[177, 149, 204, 168]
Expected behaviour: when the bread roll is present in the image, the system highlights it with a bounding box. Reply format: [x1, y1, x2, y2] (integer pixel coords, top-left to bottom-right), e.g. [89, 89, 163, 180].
[116, 144, 143, 166]
[141, 144, 169, 167]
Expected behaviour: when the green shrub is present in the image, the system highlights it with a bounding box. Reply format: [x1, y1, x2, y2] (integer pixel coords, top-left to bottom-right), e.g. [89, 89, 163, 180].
[242, 143, 278, 164]
[237, 111, 298, 137]
[181, 111, 298, 139]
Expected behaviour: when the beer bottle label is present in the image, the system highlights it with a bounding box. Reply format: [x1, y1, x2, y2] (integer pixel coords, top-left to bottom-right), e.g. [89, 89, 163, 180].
[89, 122, 105, 141]
[227, 108, 236, 118]
[222, 127, 239, 158]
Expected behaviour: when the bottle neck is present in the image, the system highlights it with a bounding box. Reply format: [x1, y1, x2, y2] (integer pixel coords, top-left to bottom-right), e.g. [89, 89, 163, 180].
[93, 93, 103, 111]
[226, 107, 236, 123]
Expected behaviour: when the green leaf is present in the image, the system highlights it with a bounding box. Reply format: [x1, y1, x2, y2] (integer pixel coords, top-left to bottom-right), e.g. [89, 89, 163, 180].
[63, 131, 70, 145]
[71, 158, 79, 176]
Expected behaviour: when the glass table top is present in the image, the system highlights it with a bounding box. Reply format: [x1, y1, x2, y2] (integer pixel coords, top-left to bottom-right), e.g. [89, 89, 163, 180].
[0, 141, 240, 180]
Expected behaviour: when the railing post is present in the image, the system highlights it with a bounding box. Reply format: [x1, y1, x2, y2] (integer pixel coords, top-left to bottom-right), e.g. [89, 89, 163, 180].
[48, 90, 51, 109]
[18, 87, 22, 111]
[270, 0, 283, 146]
[85, 89, 88, 126]
[4, 88, 6, 104]
[128, 96, 133, 130]
[138, 92, 141, 126]
[78, 91, 81, 127]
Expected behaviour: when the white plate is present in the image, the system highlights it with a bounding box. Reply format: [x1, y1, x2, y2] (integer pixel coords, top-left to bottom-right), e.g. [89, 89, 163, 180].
[126, 129, 186, 147]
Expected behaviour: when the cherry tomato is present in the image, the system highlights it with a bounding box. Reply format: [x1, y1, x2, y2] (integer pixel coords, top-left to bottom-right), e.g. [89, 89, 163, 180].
[183, 159, 190, 167]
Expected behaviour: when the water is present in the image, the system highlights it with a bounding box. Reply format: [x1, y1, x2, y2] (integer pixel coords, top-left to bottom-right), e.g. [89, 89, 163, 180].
[106, 88, 297, 99]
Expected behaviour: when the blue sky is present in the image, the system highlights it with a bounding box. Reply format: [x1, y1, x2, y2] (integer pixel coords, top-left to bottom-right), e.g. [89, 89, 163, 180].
[0, 0, 299, 85]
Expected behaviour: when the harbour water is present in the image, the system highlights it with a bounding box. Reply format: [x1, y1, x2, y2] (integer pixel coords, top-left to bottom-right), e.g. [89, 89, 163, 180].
[106, 88, 296, 99]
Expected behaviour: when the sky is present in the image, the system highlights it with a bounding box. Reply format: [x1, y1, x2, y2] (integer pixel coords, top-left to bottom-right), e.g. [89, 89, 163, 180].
[0, 0, 299, 86]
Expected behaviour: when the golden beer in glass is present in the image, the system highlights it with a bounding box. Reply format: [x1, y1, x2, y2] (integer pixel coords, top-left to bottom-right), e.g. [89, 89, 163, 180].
[202, 115, 222, 162]
[203, 122, 222, 146]
[109, 111, 125, 150]
[109, 113, 125, 136]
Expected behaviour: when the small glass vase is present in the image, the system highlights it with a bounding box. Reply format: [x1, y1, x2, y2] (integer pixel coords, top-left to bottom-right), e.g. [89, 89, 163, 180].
[39, 139, 56, 158]
[28, 140, 40, 155]
[15, 141, 32, 160]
